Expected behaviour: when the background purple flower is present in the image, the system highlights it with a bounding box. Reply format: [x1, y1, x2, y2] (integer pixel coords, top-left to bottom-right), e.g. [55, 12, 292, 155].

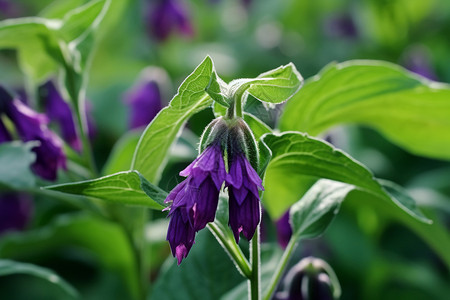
[226, 153, 264, 242]
[0, 193, 32, 235]
[146, 0, 193, 41]
[0, 0, 22, 19]
[403, 47, 438, 81]
[276, 209, 293, 249]
[124, 80, 162, 129]
[40, 81, 81, 152]
[0, 86, 66, 181]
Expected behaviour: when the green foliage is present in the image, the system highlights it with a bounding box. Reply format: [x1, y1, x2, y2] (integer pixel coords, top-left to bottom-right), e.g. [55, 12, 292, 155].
[229, 63, 303, 104]
[289, 179, 354, 240]
[131, 56, 216, 183]
[261, 132, 429, 223]
[0, 142, 36, 189]
[44, 171, 166, 210]
[278, 60, 450, 160]
[149, 230, 245, 300]
[0, 213, 136, 299]
[0, 259, 78, 299]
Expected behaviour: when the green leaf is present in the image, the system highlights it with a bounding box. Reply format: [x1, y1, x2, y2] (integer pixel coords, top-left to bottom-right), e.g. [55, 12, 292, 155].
[0, 142, 36, 189]
[39, 0, 87, 19]
[0, 18, 62, 82]
[229, 63, 303, 104]
[278, 60, 450, 160]
[243, 113, 272, 141]
[101, 131, 141, 175]
[205, 71, 230, 107]
[0, 213, 138, 299]
[261, 132, 430, 224]
[290, 179, 354, 239]
[131, 56, 215, 183]
[44, 171, 166, 210]
[0, 259, 78, 299]
[150, 230, 244, 300]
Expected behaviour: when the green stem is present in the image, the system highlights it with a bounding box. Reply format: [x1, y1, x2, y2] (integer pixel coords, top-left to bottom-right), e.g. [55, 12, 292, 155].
[208, 223, 252, 278]
[235, 96, 243, 118]
[249, 225, 261, 300]
[124, 208, 148, 300]
[263, 238, 298, 300]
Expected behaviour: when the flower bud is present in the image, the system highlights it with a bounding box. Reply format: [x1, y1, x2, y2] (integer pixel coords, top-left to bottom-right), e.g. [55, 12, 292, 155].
[281, 257, 340, 300]
[227, 118, 259, 171]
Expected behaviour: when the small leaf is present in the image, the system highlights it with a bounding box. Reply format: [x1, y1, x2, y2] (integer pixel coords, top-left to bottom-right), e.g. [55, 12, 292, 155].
[132, 56, 216, 183]
[229, 63, 303, 104]
[44, 171, 166, 210]
[0, 142, 36, 189]
[290, 179, 354, 239]
[205, 71, 230, 107]
[278, 60, 450, 161]
[0, 259, 78, 299]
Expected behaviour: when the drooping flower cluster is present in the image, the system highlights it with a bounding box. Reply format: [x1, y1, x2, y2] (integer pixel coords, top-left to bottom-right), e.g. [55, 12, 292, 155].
[165, 118, 263, 264]
[0, 86, 66, 181]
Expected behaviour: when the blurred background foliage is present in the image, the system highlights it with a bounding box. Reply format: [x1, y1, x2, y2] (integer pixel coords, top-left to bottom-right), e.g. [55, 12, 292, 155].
[0, 0, 449, 299]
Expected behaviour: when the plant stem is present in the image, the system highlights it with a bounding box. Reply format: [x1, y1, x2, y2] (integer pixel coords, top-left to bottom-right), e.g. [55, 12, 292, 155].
[124, 208, 148, 300]
[263, 238, 297, 300]
[208, 223, 252, 278]
[249, 224, 261, 300]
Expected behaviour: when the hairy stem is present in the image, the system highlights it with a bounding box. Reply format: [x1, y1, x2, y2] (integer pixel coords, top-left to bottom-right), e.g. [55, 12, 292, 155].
[249, 225, 261, 300]
[208, 223, 252, 278]
[263, 238, 297, 300]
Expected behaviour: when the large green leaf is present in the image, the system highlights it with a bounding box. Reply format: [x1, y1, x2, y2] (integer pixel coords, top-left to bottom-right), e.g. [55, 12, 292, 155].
[229, 63, 303, 104]
[149, 230, 244, 300]
[0, 213, 138, 299]
[278, 60, 450, 160]
[0, 259, 78, 299]
[131, 56, 216, 183]
[0, 142, 36, 189]
[44, 171, 165, 210]
[261, 132, 429, 224]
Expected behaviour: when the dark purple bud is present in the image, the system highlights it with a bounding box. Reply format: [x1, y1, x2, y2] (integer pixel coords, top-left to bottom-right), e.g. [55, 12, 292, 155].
[282, 257, 339, 300]
[40, 81, 81, 152]
[276, 209, 292, 249]
[0, 117, 12, 143]
[146, 0, 193, 41]
[0, 193, 32, 235]
[226, 153, 263, 242]
[124, 81, 162, 129]
[0, 86, 66, 181]
[323, 14, 358, 39]
[165, 143, 227, 263]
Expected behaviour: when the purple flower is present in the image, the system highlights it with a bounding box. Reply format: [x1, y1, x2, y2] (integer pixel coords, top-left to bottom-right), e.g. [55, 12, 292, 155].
[226, 153, 263, 243]
[40, 81, 81, 151]
[0, 0, 22, 19]
[146, 0, 193, 41]
[165, 143, 226, 264]
[323, 14, 358, 39]
[403, 47, 438, 81]
[275, 209, 292, 249]
[124, 81, 162, 129]
[0, 193, 32, 235]
[0, 86, 66, 181]
[0, 117, 12, 143]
